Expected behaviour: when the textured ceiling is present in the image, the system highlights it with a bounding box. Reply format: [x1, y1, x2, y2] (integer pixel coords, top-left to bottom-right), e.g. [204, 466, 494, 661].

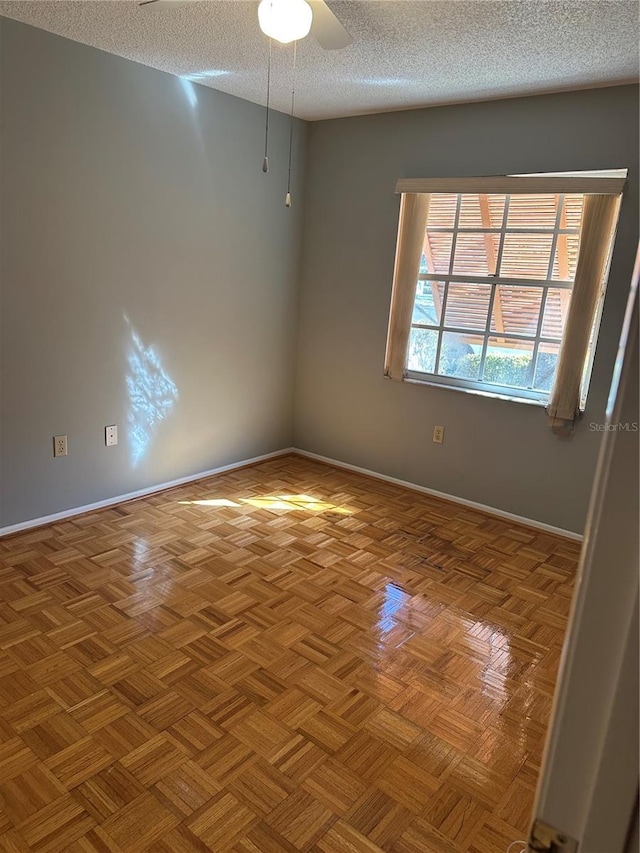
[0, 0, 638, 120]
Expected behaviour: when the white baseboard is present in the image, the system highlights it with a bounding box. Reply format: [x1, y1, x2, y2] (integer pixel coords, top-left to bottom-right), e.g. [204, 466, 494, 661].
[291, 448, 583, 542]
[1, 445, 582, 543]
[0, 448, 295, 539]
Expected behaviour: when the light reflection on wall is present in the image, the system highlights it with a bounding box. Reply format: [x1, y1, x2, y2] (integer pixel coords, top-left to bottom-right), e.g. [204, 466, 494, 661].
[125, 318, 178, 468]
[357, 77, 417, 86]
[183, 69, 230, 84]
[179, 77, 198, 109]
[177, 70, 232, 110]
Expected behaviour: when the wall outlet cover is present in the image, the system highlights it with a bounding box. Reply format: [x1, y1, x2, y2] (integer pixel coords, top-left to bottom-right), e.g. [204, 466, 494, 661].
[53, 435, 68, 457]
[105, 425, 118, 447]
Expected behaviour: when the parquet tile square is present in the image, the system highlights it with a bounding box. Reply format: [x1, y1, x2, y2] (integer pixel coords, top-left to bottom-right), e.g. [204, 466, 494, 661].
[227, 758, 295, 818]
[47, 672, 107, 712]
[313, 819, 386, 853]
[67, 690, 130, 733]
[196, 732, 257, 783]
[21, 713, 89, 763]
[234, 821, 301, 853]
[376, 755, 440, 813]
[419, 782, 488, 847]
[303, 761, 366, 818]
[495, 779, 537, 834]
[0, 740, 39, 784]
[73, 763, 146, 822]
[146, 826, 209, 853]
[335, 731, 400, 783]
[168, 709, 224, 753]
[391, 818, 468, 853]
[44, 736, 115, 789]
[297, 708, 356, 752]
[186, 791, 258, 850]
[0, 455, 579, 851]
[0, 827, 31, 852]
[0, 764, 66, 824]
[345, 788, 414, 847]
[1, 692, 63, 734]
[26, 652, 82, 687]
[265, 788, 335, 851]
[154, 759, 223, 818]
[100, 791, 179, 850]
[119, 734, 188, 786]
[18, 794, 96, 852]
[269, 734, 328, 783]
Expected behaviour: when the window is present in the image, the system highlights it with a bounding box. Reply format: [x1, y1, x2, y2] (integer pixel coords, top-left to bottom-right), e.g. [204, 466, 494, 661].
[408, 191, 582, 401]
[385, 173, 624, 430]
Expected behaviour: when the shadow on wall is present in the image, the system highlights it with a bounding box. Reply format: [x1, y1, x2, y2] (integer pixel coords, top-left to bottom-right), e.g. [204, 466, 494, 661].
[124, 315, 178, 468]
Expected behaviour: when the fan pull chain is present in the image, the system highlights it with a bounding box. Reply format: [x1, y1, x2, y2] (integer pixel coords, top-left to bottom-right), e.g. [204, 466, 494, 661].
[262, 36, 272, 172]
[285, 39, 297, 208]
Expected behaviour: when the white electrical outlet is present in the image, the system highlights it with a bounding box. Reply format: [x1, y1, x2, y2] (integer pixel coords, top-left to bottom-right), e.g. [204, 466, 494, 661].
[105, 425, 118, 447]
[433, 425, 445, 444]
[53, 435, 68, 457]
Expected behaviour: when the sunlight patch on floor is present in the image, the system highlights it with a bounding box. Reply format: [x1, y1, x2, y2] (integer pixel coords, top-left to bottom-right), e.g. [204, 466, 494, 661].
[179, 494, 352, 514]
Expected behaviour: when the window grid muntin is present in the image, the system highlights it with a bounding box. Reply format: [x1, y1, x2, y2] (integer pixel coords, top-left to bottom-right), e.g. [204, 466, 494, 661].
[417, 274, 573, 289]
[412, 193, 574, 397]
[478, 195, 510, 380]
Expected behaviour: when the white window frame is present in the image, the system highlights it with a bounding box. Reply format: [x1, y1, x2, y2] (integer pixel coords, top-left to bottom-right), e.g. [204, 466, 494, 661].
[393, 171, 626, 406]
[407, 192, 574, 404]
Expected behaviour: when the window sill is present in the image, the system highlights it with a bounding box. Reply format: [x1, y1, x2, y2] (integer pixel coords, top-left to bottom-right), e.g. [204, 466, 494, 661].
[400, 373, 549, 408]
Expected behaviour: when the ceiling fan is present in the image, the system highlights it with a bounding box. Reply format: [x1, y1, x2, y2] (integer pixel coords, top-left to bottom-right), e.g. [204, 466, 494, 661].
[138, 0, 353, 50]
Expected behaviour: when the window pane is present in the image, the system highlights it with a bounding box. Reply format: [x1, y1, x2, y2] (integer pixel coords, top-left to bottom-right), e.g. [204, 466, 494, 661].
[408, 327, 438, 374]
[413, 281, 443, 325]
[438, 332, 482, 380]
[499, 233, 554, 279]
[424, 232, 453, 274]
[452, 233, 500, 276]
[458, 194, 506, 228]
[563, 194, 585, 230]
[444, 283, 492, 331]
[507, 194, 558, 228]
[541, 289, 570, 339]
[428, 194, 457, 229]
[490, 286, 542, 337]
[534, 342, 561, 391]
[552, 233, 580, 281]
[482, 338, 535, 388]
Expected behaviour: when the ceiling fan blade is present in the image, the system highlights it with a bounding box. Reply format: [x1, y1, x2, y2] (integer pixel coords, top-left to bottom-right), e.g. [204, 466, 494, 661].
[308, 0, 353, 50]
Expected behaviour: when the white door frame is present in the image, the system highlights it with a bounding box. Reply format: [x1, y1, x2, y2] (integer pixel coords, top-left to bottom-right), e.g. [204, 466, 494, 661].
[530, 249, 639, 852]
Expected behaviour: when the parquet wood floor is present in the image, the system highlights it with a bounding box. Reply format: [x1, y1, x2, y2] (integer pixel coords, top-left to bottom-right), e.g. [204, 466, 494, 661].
[0, 454, 580, 852]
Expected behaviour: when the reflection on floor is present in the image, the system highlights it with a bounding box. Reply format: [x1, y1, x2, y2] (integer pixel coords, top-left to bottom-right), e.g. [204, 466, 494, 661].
[0, 454, 579, 852]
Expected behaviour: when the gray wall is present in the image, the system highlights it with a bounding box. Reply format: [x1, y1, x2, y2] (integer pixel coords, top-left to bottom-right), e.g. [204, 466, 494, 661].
[1, 18, 637, 536]
[0, 19, 306, 528]
[293, 86, 639, 534]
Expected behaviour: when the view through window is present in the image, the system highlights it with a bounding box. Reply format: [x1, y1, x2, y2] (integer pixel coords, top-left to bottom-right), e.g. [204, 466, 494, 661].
[407, 191, 590, 401]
